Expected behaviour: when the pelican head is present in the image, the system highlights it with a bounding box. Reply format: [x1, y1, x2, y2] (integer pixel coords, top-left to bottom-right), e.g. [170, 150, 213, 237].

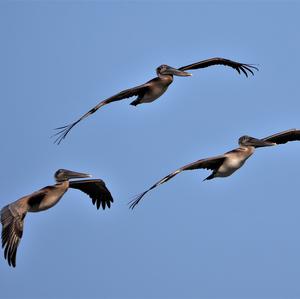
[238, 136, 276, 148]
[54, 169, 91, 182]
[156, 64, 191, 77]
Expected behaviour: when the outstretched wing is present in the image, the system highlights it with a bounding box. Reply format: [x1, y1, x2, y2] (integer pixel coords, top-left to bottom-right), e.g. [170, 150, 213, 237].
[178, 57, 258, 77]
[129, 155, 225, 209]
[1, 203, 27, 267]
[69, 179, 114, 210]
[262, 129, 300, 145]
[53, 83, 150, 144]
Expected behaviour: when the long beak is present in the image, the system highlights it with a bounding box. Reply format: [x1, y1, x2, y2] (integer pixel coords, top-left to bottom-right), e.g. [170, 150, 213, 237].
[65, 170, 92, 180]
[165, 66, 192, 77]
[250, 138, 276, 148]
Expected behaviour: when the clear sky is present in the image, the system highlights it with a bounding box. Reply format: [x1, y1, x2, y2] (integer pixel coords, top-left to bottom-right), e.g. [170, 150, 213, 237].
[1, 1, 300, 299]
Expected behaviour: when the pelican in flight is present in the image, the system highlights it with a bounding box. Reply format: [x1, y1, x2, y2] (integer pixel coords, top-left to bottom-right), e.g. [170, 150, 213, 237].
[54, 57, 258, 144]
[1, 169, 113, 267]
[129, 129, 300, 209]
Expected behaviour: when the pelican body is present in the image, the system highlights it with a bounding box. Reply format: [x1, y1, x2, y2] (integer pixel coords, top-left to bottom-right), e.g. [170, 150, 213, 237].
[210, 146, 254, 178]
[129, 129, 300, 209]
[1, 169, 114, 267]
[54, 58, 258, 144]
[130, 66, 186, 105]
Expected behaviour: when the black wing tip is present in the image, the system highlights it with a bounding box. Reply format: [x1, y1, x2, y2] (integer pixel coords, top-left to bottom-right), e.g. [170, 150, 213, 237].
[51, 126, 70, 145]
[128, 191, 147, 210]
[94, 193, 114, 210]
[7, 256, 16, 267]
[102, 191, 114, 210]
[247, 63, 259, 70]
[51, 121, 79, 145]
[52, 127, 71, 145]
[53, 124, 70, 130]
[239, 63, 259, 77]
[3, 240, 17, 267]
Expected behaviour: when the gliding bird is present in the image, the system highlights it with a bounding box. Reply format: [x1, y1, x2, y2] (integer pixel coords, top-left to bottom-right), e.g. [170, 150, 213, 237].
[1, 169, 114, 267]
[54, 58, 258, 144]
[129, 129, 300, 209]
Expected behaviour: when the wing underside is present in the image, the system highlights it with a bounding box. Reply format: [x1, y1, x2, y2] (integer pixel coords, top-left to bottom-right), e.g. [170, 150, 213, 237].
[69, 179, 114, 209]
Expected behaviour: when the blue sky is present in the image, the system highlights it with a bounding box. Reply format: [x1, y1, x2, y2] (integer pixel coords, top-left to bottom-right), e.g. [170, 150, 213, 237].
[1, 1, 300, 298]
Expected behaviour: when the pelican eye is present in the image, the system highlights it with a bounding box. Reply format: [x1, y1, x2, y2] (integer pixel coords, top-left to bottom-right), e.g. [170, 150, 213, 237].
[54, 169, 65, 178]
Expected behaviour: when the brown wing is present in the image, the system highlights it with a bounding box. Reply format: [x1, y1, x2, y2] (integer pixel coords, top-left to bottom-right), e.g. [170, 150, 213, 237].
[129, 156, 225, 209]
[53, 83, 150, 144]
[180, 155, 226, 171]
[69, 179, 114, 210]
[1, 203, 27, 267]
[178, 57, 258, 77]
[262, 129, 300, 145]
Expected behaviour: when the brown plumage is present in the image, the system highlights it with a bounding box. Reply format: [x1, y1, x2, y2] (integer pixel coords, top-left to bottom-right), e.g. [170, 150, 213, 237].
[129, 129, 299, 209]
[53, 58, 258, 144]
[1, 169, 114, 267]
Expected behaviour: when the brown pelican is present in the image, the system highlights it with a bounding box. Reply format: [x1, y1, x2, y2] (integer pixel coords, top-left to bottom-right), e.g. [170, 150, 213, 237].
[1, 169, 113, 267]
[54, 58, 258, 144]
[129, 129, 300, 209]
